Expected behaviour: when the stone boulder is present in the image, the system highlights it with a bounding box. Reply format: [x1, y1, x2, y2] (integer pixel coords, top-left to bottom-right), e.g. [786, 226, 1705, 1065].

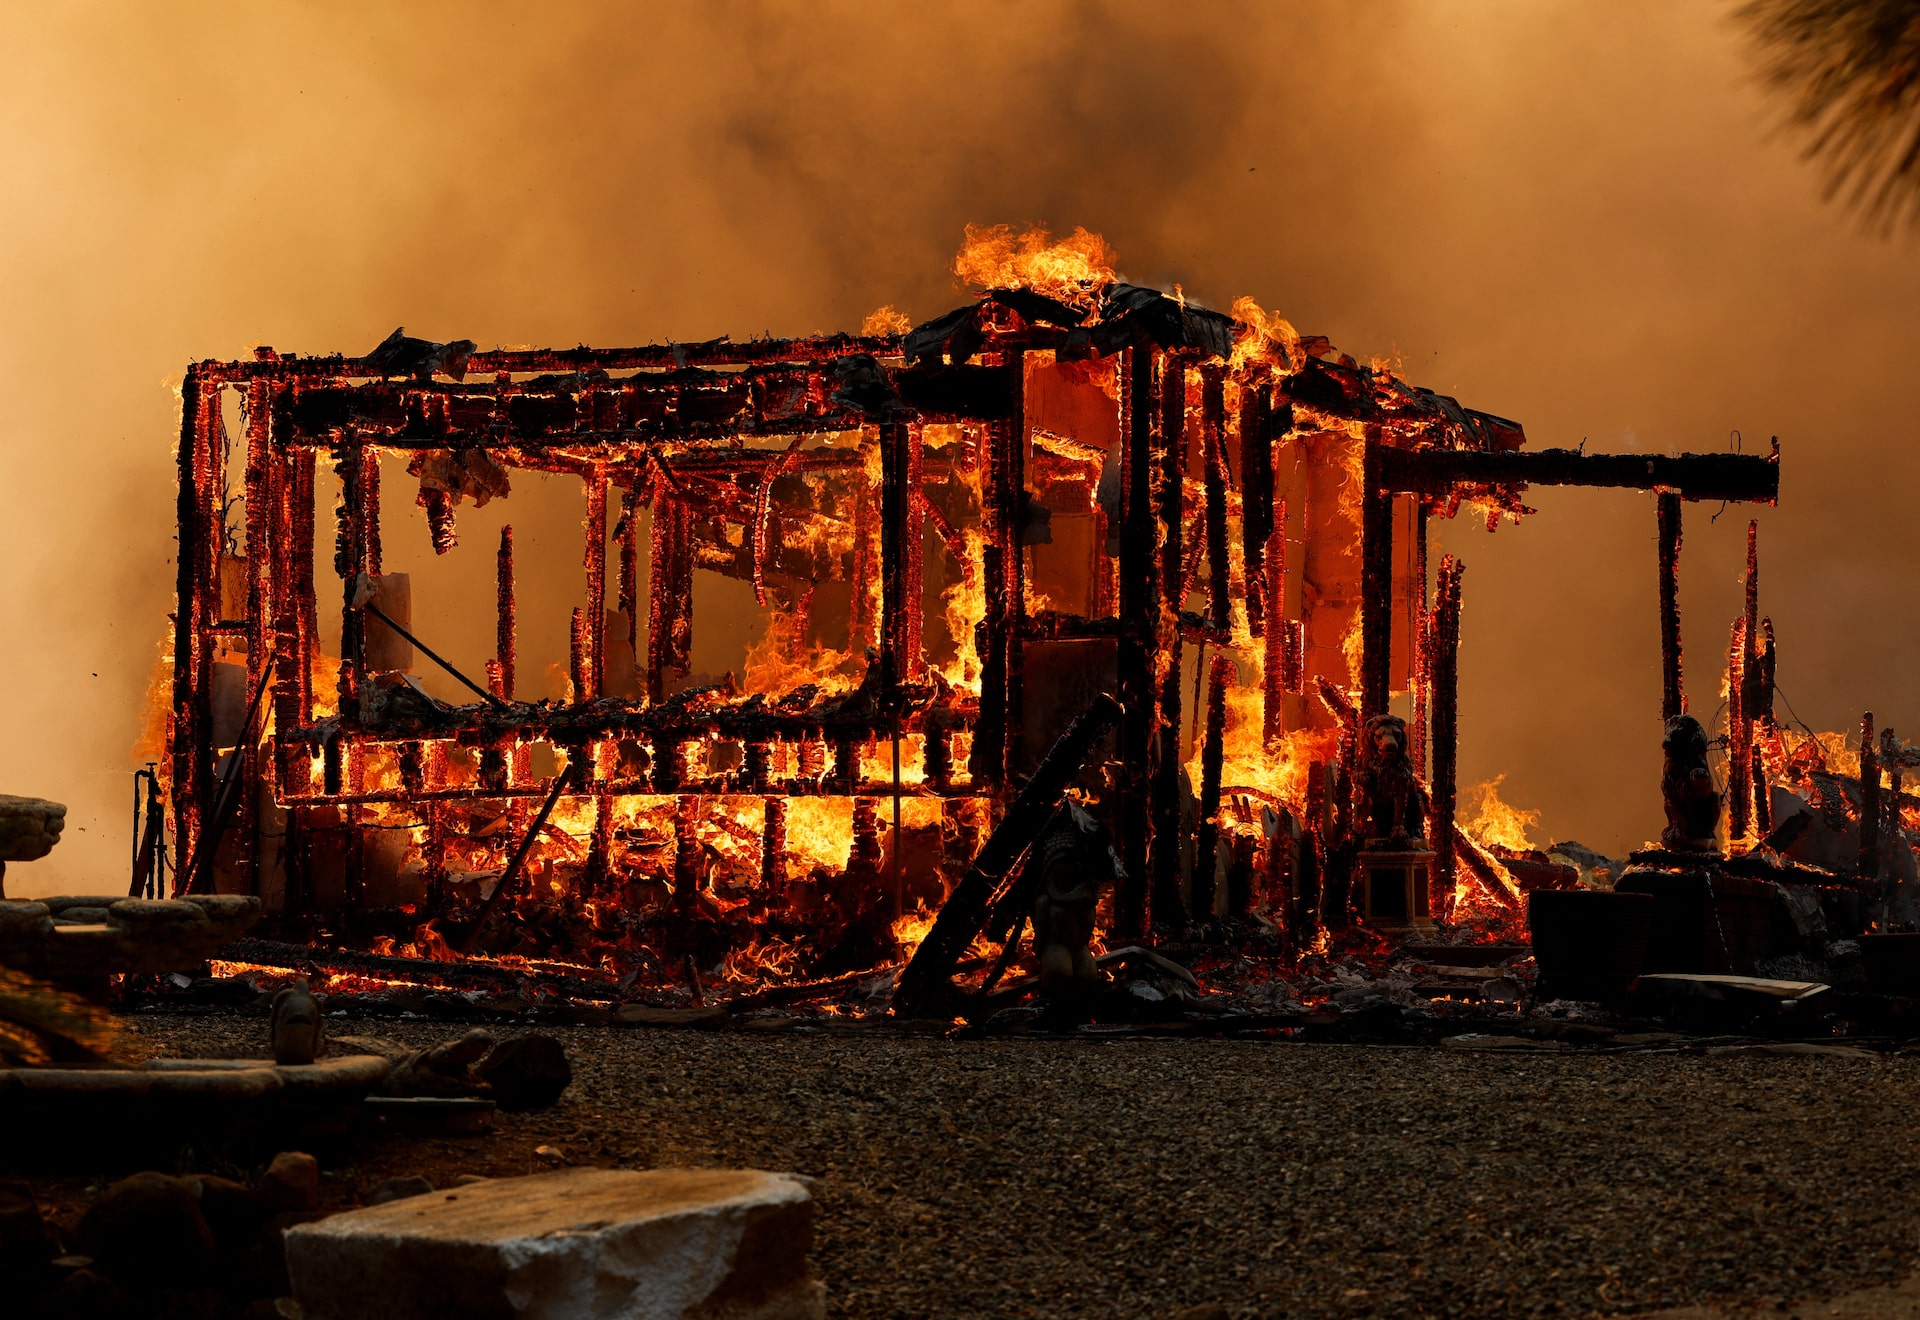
[285, 1167, 824, 1320]
[477, 1033, 572, 1111]
[0, 796, 65, 863]
[77, 1172, 216, 1288]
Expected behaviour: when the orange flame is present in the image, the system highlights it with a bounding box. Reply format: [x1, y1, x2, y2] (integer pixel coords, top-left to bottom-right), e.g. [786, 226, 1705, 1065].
[1462, 774, 1541, 852]
[953, 223, 1118, 305]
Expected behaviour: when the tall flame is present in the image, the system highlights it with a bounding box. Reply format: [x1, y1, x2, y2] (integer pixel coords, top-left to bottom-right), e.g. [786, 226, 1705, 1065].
[1462, 774, 1541, 852]
[953, 223, 1118, 305]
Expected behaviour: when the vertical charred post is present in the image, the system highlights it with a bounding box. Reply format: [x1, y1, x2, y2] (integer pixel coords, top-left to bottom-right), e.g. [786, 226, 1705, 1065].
[1202, 366, 1232, 632]
[1000, 356, 1028, 780]
[423, 740, 449, 902]
[1657, 493, 1684, 721]
[1193, 654, 1235, 922]
[1300, 761, 1328, 936]
[972, 534, 1009, 787]
[761, 797, 788, 895]
[744, 741, 772, 791]
[924, 719, 953, 792]
[1411, 501, 1431, 779]
[617, 483, 641, 661]
[1727, 616, 1751, 843]
[1860, 712, 1881, 889]
[587, 789, 613, 899]
[289, 441, 318, 726]
[878, 422, 926, 688]
[583, 467, 607, 700]
[568, 609, 588, 703]
[1263, 497, 1289, 748]
[237, 380, 276, 899]
[797, 735, 826, 785]
[1744, 524, 1774, 836]
[1239, 385, 1276, 639]
[1150, 353, 1190, 931]
[849, 449, 878, 660]
[1883, 727, 1902, 879]
[1115, 346, 1158, 939]
[831, 734, 859, 792]
[972, 360, 1026, 788]
[322, 736, 343, 797]
[359, 450, 382, 577]
[1430, 557, 1464, 907]
[332, 443, 368, 718]
[273, 399, 314, 914]
[851, 798, 882, 875]
[646, 486, 694, 704]
[344, 743, 366, 911]
[1754, 615, 1779, 837]
[1358, 435, 1394, 724]
[672, 795, 702, 907]
[650, 734, 682, 794]
[171, 368, 217, 887]
[495, 525, 517, 701]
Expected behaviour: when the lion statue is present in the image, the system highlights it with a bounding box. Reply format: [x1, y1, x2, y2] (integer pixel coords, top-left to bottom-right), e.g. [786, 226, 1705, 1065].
[1355, 714, 1427, 845]
[1660, 714, 1722, 851]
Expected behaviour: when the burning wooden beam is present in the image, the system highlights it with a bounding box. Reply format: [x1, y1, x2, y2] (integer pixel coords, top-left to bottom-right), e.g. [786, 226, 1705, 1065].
[893, 694, 1122, 1017]
[1373, 442, 1780, 504]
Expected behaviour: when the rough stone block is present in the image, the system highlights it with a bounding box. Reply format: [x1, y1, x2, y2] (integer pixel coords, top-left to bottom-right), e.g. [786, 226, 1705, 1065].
[0, 796, 65, 863]
[285, 1167, 823, 1320]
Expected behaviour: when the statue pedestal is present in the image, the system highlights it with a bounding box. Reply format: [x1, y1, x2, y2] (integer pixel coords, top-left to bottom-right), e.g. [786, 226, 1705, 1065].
[1358, 843, 1436, 930]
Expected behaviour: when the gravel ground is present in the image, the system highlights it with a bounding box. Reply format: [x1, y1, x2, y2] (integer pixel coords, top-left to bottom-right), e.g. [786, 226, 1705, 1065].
[114, 1015, 1920, 1319]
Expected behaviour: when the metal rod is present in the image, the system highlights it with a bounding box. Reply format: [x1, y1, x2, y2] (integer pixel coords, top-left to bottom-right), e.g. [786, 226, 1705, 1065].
[361, 599, 509, 709]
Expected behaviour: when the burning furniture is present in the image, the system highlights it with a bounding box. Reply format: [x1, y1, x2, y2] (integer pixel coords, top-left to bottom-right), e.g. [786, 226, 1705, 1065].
[161, 233, 1781, 989]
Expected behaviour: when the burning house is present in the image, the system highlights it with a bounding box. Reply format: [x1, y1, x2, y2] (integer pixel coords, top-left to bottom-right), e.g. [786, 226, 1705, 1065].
[156, 230, 1783, 1002]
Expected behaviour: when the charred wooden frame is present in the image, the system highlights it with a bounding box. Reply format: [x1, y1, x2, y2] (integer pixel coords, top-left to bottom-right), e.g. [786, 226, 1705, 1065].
[166, 302, 1783, 951]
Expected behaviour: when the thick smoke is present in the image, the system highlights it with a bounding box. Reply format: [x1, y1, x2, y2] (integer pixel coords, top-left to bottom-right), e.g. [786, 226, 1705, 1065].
[1, 2, 1917, 896]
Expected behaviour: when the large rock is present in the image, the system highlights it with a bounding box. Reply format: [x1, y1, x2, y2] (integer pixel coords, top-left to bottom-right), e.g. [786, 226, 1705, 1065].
[0, 796, 65, 863]
[285, 1167, 824, 1320]
[78, 1172, 216, 1287]
[477, 1033, 572, 1111]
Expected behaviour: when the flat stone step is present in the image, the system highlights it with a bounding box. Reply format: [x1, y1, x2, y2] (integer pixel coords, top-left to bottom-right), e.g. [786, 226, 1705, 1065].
[285, 1166, 824, 1320]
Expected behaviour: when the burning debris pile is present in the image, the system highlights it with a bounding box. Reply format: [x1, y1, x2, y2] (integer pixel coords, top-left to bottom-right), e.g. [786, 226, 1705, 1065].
[144, 225, 1810, 1022]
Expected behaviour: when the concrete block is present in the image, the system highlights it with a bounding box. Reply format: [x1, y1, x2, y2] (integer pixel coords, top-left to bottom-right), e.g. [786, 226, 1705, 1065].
[285, 1167, 823, 1320]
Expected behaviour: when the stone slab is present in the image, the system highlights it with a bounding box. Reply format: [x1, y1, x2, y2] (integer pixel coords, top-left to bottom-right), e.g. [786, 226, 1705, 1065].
[285, 1167, 824, 1320]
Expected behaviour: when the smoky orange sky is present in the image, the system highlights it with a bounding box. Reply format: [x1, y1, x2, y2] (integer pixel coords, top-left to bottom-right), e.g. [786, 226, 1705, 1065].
[3, 2, 1917, 898]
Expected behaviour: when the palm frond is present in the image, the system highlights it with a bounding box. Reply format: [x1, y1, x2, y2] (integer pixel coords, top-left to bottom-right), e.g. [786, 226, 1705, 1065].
[1736, 0, 1920, 231]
